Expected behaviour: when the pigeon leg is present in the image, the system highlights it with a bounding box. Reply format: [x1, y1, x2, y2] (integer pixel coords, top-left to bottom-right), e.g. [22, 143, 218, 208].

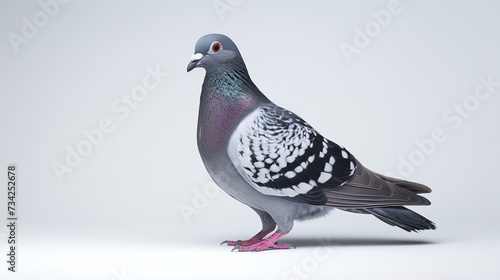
[232, 230, 295, 252]
[221, 226, 276, 246]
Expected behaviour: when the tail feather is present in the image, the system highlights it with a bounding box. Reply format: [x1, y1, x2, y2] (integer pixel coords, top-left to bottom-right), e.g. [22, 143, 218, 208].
[365, 206, 436, 232]
[374, 172, 432, 194]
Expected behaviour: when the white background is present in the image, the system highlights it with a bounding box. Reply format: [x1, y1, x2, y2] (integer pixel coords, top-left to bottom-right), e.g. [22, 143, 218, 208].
[1, 0, 499, 279]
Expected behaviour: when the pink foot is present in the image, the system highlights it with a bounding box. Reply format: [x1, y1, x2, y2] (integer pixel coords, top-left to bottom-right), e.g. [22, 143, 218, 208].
[232, 231, 295, 252]
[221, 227, 276, 247]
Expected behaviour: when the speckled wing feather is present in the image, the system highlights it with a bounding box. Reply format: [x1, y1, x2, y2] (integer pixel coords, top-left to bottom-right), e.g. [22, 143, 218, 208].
[228, 105, 356, 205]
[228, 105, 431, 208]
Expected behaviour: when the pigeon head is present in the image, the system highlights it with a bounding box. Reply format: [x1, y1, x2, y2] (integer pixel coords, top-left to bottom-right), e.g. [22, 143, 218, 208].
[187, 34, 268, 101]
[187, 34, 245, 73]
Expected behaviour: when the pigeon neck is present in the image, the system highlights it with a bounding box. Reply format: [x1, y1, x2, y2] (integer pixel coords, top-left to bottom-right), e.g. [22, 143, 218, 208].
[203, 66, 261, 99]
[197, 84, 261, 158]
[198, 67, 269, 157]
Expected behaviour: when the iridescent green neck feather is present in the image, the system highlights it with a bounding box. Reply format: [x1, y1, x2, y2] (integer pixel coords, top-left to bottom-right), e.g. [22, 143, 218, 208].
[205, 70, 245, 98]
[202, 58, 266, 99]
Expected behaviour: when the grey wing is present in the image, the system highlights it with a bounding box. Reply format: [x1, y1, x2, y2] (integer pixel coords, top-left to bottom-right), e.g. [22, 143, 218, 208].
[228, 105, 431, 208]
[324, 160, 432, 208]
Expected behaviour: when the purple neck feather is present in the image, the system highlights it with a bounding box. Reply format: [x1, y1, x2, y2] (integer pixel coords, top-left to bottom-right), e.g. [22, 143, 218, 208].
[197, 66, 270, 157]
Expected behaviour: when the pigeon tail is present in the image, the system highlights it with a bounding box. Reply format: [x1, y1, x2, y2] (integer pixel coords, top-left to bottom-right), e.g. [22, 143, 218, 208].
[365, 206, 436, 232]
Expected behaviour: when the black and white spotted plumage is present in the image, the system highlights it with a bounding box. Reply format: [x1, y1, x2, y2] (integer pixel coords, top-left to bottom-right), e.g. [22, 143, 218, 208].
[228, 105, 432, 209]
[228, 105, 356, 205]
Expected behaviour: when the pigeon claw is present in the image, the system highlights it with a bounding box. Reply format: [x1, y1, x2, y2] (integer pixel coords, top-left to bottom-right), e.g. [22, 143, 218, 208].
[220, 226, 277, 247]
[231, 245, 240, 252]
[221, 240, 241, 246]
[229, 231, 293, 252]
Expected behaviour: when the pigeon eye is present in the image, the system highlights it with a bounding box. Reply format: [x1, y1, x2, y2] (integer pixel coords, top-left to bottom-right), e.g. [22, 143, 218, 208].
[211, 41, 221, 53]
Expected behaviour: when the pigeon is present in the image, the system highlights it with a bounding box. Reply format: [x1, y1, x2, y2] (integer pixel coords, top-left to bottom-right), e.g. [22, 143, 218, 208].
[187, 34, 435, 252]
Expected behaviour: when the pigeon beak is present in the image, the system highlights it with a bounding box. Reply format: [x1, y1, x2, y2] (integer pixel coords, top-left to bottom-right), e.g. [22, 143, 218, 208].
[187, 53, 204, 72]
